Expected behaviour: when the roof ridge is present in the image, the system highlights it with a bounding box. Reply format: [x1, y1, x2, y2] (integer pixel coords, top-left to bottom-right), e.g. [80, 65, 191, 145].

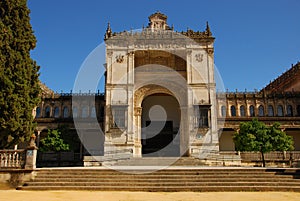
[262, 61, 300, 92]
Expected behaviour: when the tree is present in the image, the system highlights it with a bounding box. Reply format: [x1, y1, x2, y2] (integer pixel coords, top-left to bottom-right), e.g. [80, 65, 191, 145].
[39, 129, 70, 152]
[57, 125, 81, 152]
[0, 0, 41, 148]
[233, 118, 294, 167]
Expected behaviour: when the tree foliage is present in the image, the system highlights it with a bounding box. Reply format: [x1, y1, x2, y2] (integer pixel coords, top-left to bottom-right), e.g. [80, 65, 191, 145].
[56, 125, 81, 152]
[0, 0, 41, 148]
[39, 129, 70, 152]
[233, 118, 294, 167]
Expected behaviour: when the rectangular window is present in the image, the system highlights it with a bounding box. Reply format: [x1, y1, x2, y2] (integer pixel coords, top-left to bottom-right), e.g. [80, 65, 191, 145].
[199, 108, 209, 127]
[111, 106, 127, 128]
[194, 105, 210, 128]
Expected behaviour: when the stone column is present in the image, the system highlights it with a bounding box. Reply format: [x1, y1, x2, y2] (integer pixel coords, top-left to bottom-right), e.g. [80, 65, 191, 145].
[25, 134, 38, 169]
[180, 106, 190, 156]
[133, 107, 142, 157]
[127, 51, 135, 144]
[127, 87, 134, 143]
[186, 49, 192, 84]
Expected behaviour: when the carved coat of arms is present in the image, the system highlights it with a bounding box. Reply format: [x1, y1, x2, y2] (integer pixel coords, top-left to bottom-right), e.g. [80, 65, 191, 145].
[116, 54, 124, 63]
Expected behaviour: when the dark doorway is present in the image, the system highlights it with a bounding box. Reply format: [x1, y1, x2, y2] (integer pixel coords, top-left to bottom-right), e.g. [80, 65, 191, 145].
[141, 94, 181, 157]
[142, 121, 179, 157]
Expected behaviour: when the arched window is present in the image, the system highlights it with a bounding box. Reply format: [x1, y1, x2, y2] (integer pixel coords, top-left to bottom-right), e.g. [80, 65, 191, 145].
[36, 107, 41, 118]
[258, 105, 264, 117]
[221, 106, 226, 117]
[277, 105, 284, 117]
[82, 106, 88, 118]
[54, 107, 60, 118]
[72, 107, 78, 118]
[63, 106, 69, 118]
[297, 105, 300, 117]
[45, 106, 51, 118]
[287, 105, 293, 117]
[91, 107, 96, 118]
[249, 105, 255, 117]
[268, 105, 274, 116]
[240, 105, 246, 117]
[230, 105, 236, 117]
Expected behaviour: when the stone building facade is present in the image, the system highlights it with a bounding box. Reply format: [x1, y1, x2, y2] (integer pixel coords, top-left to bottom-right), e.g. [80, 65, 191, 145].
[34, 13, 300, 160]
[217, 62, 300, 151]
[103, 12, 218, 158]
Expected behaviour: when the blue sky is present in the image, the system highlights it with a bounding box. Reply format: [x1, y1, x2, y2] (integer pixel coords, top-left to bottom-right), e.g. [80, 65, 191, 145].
[28, 0, 300, 93]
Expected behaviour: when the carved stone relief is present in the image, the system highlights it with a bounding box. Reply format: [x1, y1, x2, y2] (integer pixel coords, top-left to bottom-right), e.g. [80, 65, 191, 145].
[107, 51, 113, 57]
[195, 53, 203, 62]
[116, 54, 125, 63]
[134, 107, 142, 116]
[206, 48, 214, 56]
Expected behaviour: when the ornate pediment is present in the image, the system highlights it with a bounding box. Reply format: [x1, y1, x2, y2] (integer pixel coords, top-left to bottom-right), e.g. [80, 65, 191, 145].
[147, 12, 170, 31]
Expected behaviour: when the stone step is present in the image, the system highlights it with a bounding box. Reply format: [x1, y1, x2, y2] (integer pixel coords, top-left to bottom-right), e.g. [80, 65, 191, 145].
[41, 168, 297, 174]
[114, 157, 207, 166]
[34, 173, 296, 178]
[34, 173, 297, 178]
[32, 178, 300, 183]
[35, 168, 290, 174]
[24, 181, 300, 187]
[18, 185, 300, 192]
[18, 168, 300, 192]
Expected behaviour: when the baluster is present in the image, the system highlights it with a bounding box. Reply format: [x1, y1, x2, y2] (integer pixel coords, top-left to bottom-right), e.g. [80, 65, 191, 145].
[16, 152, 20, 167]
[8, 153, 12, 167]
[0, 153, 3, 167]
[5, 152, 10, 167]
[18, 152, 22, 168]
[17, 153, 19, 167]
[5, 153, 8, 167]
[11, 152, 14, 167]
[13, 152, 17, 167]
[10, 152, 13, 167]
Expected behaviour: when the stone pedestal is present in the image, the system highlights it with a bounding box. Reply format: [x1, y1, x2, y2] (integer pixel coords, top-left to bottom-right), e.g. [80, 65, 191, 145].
[25, 134, 38, 169]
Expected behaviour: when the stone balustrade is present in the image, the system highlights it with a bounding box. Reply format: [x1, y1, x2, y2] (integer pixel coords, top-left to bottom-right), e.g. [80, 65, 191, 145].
[0, 150, 26, 169]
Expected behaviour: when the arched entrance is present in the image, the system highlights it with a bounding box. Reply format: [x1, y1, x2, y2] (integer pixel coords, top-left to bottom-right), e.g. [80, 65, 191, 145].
[141, 93, 180, 157]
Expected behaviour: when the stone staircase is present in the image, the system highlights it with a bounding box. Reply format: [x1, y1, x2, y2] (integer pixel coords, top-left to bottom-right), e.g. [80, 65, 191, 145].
[112, 157, 206, 166]
[86, 156, 241, 167]
[17, 168, 300, 191]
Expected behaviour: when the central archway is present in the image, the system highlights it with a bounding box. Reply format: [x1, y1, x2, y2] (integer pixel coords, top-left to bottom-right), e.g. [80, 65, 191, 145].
[141, 93, 180, 157]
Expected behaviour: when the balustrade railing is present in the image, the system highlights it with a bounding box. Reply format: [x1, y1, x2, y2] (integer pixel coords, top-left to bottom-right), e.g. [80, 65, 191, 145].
[0, 150, 26, 169]
[220, 151, 300, 161]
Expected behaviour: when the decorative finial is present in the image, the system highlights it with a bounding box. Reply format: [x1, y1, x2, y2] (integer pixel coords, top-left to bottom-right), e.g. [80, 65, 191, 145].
[28, 134, 37, 149]
[206, 21, 212, 36]
[104, 22, 112, 40]
[148, 11, 168, 30]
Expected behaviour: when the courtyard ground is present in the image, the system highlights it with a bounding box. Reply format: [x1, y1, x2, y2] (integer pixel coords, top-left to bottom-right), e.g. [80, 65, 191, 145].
[0, 190, 299, 201]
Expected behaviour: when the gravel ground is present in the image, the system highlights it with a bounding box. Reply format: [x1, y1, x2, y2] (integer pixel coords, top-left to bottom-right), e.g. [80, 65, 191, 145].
[0, 190, 300, 201]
